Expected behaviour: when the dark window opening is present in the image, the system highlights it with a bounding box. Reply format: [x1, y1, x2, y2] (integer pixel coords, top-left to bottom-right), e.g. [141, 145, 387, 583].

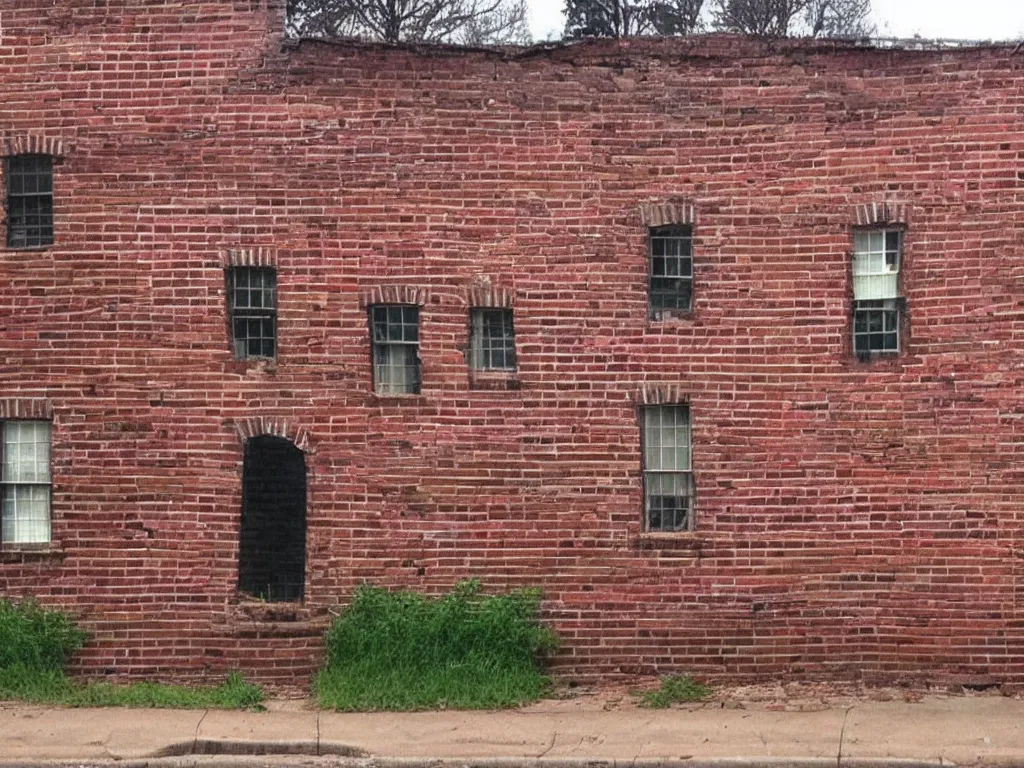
[238, 435, 306, 602]
[469, 308, 516, 371]
[370, 304, 420, 395]
[5, 155, 53, 248]
[642, 404, 693, 532]
[648, 225, 692, 319]
[227, 267, 276, 359]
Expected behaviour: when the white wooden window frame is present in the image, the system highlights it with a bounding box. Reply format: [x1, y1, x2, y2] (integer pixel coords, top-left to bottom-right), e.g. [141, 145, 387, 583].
[1, 421, 52, 544]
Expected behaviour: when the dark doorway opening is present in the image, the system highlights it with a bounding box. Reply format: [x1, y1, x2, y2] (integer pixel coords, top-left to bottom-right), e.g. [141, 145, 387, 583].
[238, 435, 306, 602]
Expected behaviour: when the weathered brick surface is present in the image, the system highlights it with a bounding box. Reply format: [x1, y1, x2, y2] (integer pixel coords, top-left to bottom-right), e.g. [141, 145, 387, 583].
[3, 0, 1024, 688]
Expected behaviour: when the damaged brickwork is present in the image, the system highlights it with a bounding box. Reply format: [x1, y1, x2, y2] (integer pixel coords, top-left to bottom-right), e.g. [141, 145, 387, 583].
[3, 0, 1024, 688]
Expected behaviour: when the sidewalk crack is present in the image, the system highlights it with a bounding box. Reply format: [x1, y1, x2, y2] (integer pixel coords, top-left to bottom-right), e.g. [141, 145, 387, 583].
[193, 709, 209, 754]
[837, 705, 854, 768]
[316, 711, 322, 756]
[538, 731, 557, 758]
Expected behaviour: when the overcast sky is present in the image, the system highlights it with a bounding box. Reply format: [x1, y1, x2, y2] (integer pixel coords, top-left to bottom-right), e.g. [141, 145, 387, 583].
[527, 0, 1024, 41]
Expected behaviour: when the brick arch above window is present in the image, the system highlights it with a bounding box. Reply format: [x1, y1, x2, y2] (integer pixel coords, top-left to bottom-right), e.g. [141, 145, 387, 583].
[465, 284, 515, 308]
[222, 247, 277, 268]
[853, 202, 911, 227]
[636, 384, 689, 406]
[233, 417, 311, 453]
[639, 200, 696, 228]
[0, 399, 53, 420]
[2, 135, 67, 158]
[359, 285, 430, 308]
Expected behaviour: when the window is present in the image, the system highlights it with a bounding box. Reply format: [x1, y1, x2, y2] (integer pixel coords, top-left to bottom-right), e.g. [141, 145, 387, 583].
[370, 305, 420, 395]
[227, 267, 276, 359]
[238, 436, 306, 602]
[5, 155, 53, 248]
[1, 421, 51, 544]
[469, 308, 516, 372]
[648, 225, 692, 319]
[852, 229, 902, 357]
[642, 405, 693, 532]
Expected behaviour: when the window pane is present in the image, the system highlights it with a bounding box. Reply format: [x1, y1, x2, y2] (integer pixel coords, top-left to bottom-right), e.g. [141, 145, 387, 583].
[644, 472, 691, 532]
[650, 277, 692, 315]
[853, 301, 899, 355]
[374, 342, 420, 395]
[853, 228, 901, 310]
[885, 230, 901, 252]
[643, 405, 691, 472]
[2, 483, 51, 544]
[401, 307, 419, 341]
[3, 422, 51, 483]
[643, 408, 661, 471]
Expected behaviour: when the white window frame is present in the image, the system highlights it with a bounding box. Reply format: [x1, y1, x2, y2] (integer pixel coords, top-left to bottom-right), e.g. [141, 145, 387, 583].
[369, 304, 421, 395]
[641, 405, 694, 532]
[852, 228, 903, 357]
[1, 420, 52, 545]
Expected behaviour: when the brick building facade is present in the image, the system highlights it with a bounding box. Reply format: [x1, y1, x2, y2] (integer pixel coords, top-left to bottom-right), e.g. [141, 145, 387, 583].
[3, 0, 1024, 688]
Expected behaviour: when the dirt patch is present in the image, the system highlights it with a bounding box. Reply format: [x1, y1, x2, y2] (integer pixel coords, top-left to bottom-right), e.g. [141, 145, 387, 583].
[540, 677, 1021, 713]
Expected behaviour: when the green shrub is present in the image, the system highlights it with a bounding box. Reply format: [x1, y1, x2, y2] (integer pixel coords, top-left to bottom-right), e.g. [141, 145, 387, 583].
[0, 599, 87, 672]
[638, 674, 713, 708]
[314, 580, 558, 711]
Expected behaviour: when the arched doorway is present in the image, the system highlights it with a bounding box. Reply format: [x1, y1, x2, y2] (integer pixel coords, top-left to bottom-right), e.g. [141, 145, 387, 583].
[238, 435, 306, 602]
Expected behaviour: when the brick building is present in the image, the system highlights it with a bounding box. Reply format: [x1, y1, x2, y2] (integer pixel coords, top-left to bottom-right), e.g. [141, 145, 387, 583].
[3, 0, 1024, 688]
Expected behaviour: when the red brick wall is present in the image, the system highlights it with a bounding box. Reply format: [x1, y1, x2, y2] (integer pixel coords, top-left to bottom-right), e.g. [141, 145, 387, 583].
[3, 0, 1024, 688]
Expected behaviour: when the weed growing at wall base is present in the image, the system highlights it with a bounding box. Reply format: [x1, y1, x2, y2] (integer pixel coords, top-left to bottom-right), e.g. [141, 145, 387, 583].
[0, 665, 264, 709]
[638, 675, 713, 708]
[314, 580, 558, 710]
[0, 599, 86, 672]
[0, 600, 263, 709]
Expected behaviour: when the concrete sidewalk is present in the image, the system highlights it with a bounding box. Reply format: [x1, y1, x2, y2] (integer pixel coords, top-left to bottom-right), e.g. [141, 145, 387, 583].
[2, 694, 1023, 766]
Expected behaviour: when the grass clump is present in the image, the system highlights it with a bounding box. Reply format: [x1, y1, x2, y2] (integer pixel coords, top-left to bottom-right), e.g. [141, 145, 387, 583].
[0, 599, 87, 673]
[638, 675, 713, 708]
[0, 599, 262, 709]
[314, 580, 558, 711]
[63, 671, 264, 709]
[0, 665, 263, 709]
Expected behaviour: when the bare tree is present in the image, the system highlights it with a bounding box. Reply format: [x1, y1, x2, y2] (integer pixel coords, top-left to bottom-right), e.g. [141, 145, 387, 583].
[711, 0, 807, 35]
[564, 0, 704, 38]
[804, 0, 873, 37]
[287, 0, 530, 44]
[649, 0, 706, 35]
[710, 0, 874, 36]
[458, 0, 530, 44]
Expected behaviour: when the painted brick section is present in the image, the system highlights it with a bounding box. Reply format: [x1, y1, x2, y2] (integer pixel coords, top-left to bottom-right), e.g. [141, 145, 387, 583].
[3, 0, 1024, 689]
